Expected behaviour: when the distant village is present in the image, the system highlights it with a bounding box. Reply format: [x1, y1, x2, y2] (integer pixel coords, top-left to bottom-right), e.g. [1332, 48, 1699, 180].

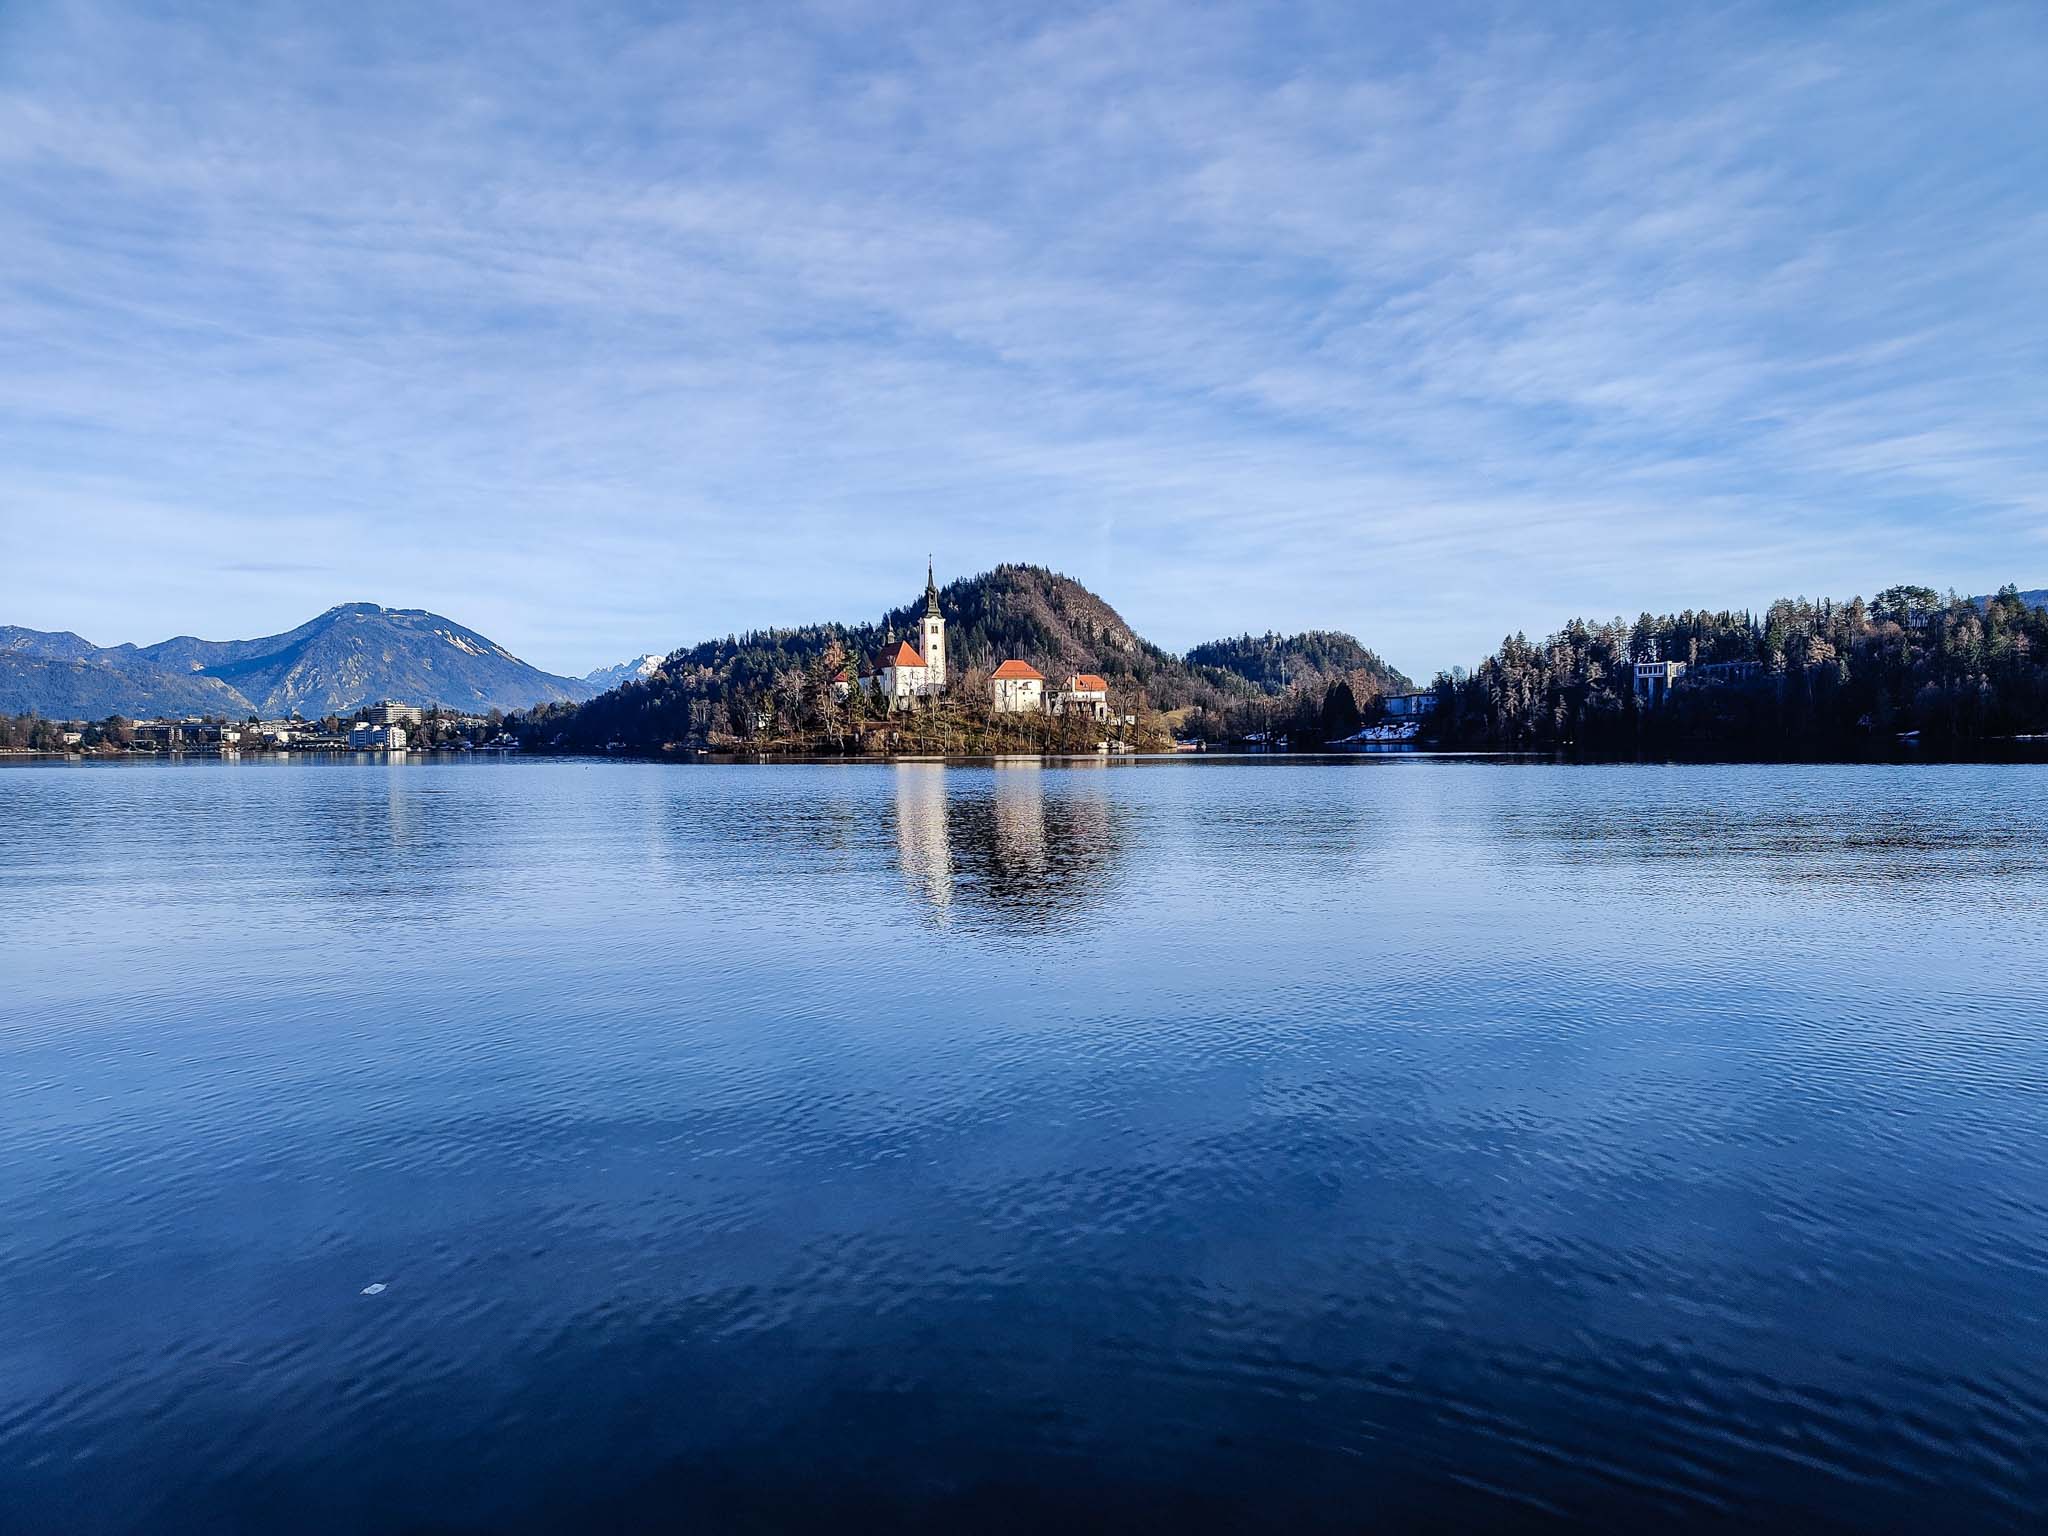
[16, 700, 524, 757]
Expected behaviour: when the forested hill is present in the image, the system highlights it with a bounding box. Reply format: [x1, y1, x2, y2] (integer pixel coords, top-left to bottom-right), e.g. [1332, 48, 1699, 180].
[1186, 631, 1410, 698]
[1433, 583, 2048, 753]
[520, 564, 1405, 749]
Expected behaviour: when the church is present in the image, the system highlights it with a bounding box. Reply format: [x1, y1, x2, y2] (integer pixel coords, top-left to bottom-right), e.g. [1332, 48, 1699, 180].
[861, 563, 948, 710]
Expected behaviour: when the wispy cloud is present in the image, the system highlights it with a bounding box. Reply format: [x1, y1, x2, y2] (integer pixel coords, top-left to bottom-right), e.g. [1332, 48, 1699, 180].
[2, 0, 2043, 674]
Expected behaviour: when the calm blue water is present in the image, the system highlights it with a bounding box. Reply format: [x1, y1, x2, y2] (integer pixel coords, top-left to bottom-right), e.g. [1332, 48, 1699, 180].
[3, 756, 2046, 1531]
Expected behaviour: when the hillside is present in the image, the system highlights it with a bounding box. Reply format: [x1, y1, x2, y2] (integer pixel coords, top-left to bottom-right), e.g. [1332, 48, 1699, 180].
[0, 604, 595, 717]
[522, 564, 1407, 750]
[1186, 630, 1411, 698]
[0, 649, 253, 719]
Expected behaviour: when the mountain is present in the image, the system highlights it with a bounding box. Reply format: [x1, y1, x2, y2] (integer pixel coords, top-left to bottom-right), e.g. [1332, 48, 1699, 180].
[521, 563, 1408, 749]
[0, 604, 595, 718]
[1, 626, 103, 662]
[583, 654, 666, 692]
[0, 649, 253, 720]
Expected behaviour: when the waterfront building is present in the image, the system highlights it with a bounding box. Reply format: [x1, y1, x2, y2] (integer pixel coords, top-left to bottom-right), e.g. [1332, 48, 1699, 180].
[367, 701, 422, 727]
[1633, 660, 1687, 705]
[349, 722, 408, 750]
[1054, 673, 1110, 720]
[990, 659, 1046, 714]
[130, 722, 184, 750]
[1384, 691, 1438, 718]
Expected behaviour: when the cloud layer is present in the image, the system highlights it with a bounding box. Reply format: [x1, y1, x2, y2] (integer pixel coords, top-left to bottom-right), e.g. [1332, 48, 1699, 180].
[3, 0, 2044, 676]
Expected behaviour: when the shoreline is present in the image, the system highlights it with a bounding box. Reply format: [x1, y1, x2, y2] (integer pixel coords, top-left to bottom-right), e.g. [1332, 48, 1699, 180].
[8, 743, 2048, 769]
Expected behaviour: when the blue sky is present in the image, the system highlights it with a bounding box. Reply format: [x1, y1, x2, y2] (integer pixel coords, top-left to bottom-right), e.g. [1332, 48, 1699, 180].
[2, 0, 2044, 680]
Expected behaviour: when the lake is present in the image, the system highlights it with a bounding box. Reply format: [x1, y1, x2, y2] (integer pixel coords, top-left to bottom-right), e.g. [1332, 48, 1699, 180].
[3, 756, 2045, 1531]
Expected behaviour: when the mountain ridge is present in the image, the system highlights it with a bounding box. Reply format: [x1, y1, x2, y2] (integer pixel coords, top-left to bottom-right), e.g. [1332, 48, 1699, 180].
[0, 604, 596, 718]
[583, 654, 666, 692]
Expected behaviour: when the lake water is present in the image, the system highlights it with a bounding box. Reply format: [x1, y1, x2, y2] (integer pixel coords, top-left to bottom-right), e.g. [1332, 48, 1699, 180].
[4, 756, 2046, 1531]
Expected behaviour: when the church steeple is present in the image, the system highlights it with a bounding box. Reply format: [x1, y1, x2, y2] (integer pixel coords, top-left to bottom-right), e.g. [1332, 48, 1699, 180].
[917, 558, 947, 691]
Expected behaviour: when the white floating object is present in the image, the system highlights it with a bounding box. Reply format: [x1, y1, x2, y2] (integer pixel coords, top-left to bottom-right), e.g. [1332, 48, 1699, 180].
[360, 1283, 388, 1296]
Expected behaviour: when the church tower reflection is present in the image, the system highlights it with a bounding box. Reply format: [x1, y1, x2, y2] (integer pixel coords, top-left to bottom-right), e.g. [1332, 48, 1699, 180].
[890, 760, 1127, 925]
[892, 763, 953, 916]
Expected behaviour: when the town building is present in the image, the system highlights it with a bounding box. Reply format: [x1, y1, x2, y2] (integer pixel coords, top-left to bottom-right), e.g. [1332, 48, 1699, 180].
[1054, 673, 1110, 720]
[1384, 691, 1438, 718]
[349, 722, 408, 750]
[1633, 660, 1687, 705]
[367, 701, 422, 727]
[130, 722, 184, 750]
[990, 659, 1046, 713]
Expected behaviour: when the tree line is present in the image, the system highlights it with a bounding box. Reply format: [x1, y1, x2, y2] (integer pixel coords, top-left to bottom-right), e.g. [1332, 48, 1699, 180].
[1426, 585, 2048, 753]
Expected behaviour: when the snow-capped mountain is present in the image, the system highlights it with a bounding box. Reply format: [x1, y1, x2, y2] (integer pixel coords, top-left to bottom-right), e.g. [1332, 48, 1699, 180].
[582, 653, 666, 692]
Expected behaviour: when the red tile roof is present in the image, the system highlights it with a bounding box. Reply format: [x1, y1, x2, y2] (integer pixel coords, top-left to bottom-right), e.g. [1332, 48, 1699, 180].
[1066, 674, 1109, 693]
[991, 659, 1045, 681]
[879, 641, 926, 669]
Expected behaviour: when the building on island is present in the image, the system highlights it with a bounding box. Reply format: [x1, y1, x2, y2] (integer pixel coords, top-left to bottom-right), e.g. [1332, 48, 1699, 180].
[1633, 660, 1686, 705]
[915, 561, 946, 690]
[861, 563, 949, 711]
[1384, 690, 1438, 718]
[865, 638, 931, 709]
[990, 659, 1047, 713]
[1054, 673, 1110, 720]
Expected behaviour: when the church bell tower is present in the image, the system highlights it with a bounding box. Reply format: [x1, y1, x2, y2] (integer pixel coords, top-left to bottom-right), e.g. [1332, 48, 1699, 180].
[919, 558, 946, 691]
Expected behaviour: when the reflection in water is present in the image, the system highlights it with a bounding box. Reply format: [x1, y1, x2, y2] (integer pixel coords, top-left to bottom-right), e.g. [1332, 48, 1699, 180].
[888, 762, 1128, 927]
[893, 764, 953, 916]
[991, 760, 1048, 875]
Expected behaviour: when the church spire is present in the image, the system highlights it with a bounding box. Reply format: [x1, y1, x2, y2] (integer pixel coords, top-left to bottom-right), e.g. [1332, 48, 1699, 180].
[924, 556, 941, 617]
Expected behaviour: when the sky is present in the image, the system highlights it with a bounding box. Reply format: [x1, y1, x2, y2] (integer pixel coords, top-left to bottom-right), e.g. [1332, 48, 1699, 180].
[2, 0, 2045, 681]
